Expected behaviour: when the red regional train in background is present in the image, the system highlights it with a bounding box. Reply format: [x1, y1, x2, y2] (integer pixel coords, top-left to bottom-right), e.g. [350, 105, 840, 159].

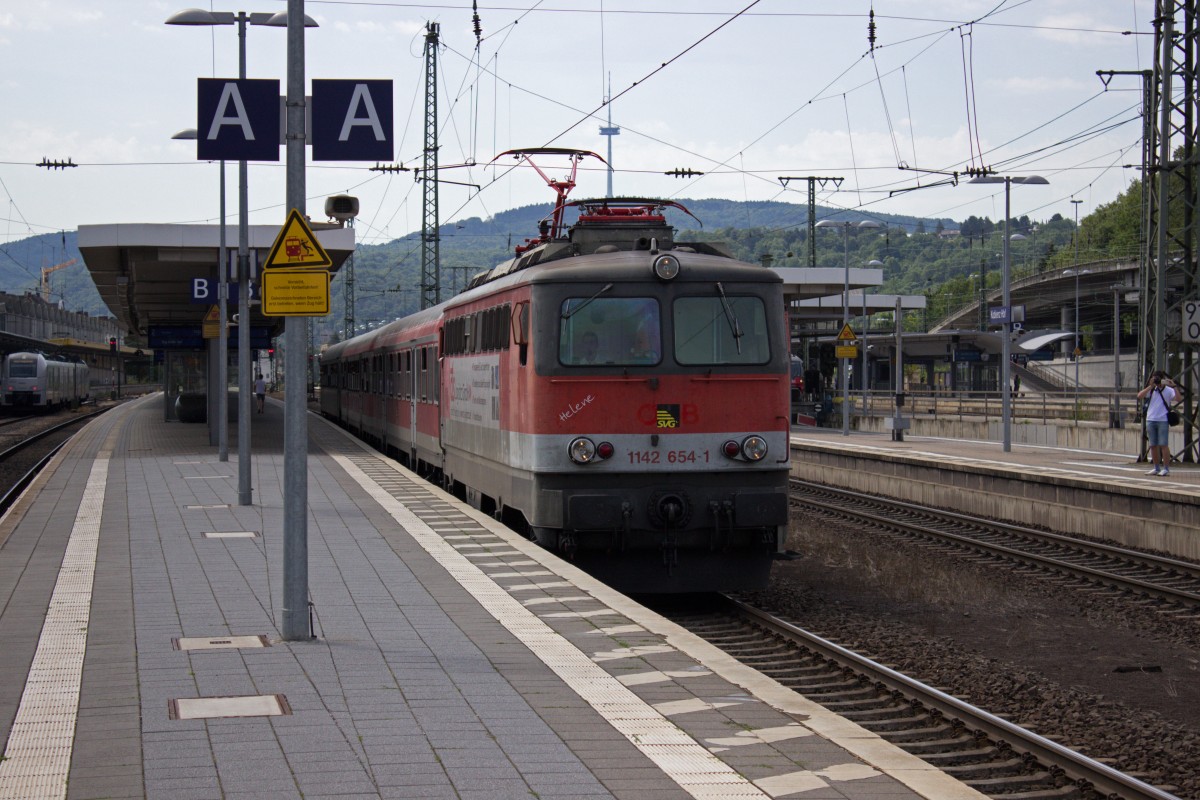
[320, 149, 791, 593]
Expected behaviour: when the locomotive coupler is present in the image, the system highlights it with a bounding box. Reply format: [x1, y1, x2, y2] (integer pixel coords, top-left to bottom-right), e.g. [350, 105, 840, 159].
[558, 531, 577, 559]
[707, 500, 734, 551]
[610, 503, 632, 552]
[660, 532, 678, 575]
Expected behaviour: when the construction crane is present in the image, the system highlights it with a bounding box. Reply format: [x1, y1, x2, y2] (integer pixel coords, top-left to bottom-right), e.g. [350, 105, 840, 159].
[40, 259, 77, 303]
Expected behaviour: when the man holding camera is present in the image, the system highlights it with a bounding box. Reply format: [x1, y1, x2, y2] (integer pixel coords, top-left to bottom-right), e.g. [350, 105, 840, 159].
[1137, 370, 1177, 476]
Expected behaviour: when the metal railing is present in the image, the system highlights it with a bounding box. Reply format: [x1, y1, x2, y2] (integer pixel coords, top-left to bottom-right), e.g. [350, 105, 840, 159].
[841, 388, 1137, 426]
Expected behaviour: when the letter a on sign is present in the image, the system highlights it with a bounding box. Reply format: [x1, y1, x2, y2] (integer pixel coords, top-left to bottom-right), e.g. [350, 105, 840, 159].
[197, 78, 280, 161]
[265, 209, 333, 270]
[311, 79, 394, 161]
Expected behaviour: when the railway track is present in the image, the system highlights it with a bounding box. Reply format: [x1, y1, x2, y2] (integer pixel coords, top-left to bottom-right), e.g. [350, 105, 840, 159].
[790, 479, 1200, 615]
[665, 595, 1181, 800]
[0, 408, 107, 517]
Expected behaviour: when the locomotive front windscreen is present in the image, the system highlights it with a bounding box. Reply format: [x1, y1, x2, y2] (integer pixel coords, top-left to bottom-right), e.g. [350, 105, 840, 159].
[559, 297, 661, 366]
[7, 359, 37, 378]
[558, 294, 770, 367]
[674, 296, 769, 365]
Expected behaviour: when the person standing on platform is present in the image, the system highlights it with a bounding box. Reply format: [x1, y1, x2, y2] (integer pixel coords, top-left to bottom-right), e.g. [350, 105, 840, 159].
[1013, 374, 1021, 396]
[1137, 370, 1177, 476]
[255, 373, 267, 414]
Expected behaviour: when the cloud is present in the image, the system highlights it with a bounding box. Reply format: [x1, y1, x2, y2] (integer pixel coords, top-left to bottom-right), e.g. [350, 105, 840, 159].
[331, 19, 425, 38]
[1033, 13, 1116, 46]
[988, 75, 1089, 94]
[2, 3, 102, 31]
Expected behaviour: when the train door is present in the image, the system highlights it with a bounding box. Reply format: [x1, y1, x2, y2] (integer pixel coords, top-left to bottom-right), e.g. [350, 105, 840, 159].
[408, 348, 418, 467]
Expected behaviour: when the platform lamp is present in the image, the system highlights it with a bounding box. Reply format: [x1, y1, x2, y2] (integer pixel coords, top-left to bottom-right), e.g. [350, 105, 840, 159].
[967, 174, 1049, 452]
[815, 219, 880, 436]
[1063, 267, 1092, 413]
[862, 259, 884, 417]
[166, 7, 318, 507]
[172, 127, 230, 462]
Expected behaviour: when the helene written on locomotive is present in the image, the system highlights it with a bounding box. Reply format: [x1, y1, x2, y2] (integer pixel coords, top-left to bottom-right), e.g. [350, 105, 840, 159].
[320, 149, 790, 593]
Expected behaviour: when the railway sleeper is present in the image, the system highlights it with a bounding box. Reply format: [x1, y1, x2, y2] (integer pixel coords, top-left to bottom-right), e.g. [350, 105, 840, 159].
[824, 702, 916, 719]
[885, 732, 980, 754]
[931, 758, 1027, 777]
[797, 692, 892, 708]
[720, 644, 796, 658]
[698, 630, 772, 643]
[860, 715, 947, 735]
[964, 772, 1075, 796]
[754, 664, 830, 680]
[926, 751, 1025, 769]
[789, 677, 872, 693]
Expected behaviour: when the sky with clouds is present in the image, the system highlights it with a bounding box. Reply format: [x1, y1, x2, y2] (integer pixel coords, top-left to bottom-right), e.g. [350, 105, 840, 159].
[0, 1, 1157, 249]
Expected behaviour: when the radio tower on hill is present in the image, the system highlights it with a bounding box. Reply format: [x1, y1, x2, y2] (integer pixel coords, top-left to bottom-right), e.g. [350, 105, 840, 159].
[599, 73, 619, 198]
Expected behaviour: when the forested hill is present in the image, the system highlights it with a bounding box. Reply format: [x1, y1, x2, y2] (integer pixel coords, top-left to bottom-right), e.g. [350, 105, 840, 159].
[410, 198, 952, 257]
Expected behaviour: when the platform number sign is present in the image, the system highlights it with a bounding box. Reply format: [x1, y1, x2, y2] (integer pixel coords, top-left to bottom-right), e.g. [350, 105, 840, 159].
[1185, 299, 1200, 345]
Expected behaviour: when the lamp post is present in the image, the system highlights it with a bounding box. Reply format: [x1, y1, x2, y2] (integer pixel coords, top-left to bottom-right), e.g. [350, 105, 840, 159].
[1111, 285, 1124, 429]
[968, 174, 1049, 452]
[815, 219, 880, 435]
[1062, 267, 1091, 411]
[1070, 198, 1083, 410]
[172, 127, 228, 462]
[862, 259, 884, 416]
[167, 7, 317, 508]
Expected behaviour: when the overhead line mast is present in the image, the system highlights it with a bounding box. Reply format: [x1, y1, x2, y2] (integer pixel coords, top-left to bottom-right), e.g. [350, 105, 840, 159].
[421, 22, 441, 309]
[1142, 2, 1197, 463]
[777, 177, 844, 268]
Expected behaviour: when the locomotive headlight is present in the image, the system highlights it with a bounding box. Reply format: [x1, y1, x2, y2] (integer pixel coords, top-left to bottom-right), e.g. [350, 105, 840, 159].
[568, 437, 597, 464]
[741, 435, 768, 461]
[652, 254, 681, 280]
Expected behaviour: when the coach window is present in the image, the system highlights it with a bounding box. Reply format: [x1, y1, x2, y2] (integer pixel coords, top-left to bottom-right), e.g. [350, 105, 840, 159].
[420, 347, 428, 401]
[673, 295, 770, 365]
[432, 346, 440, 404]
[559, 297, 660, 366]
[404, 350, 412, 399]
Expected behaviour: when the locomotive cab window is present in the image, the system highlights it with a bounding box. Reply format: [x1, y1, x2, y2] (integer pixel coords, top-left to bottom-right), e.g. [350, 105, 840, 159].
[7, 360, 36, 378]
[674, 295, 770, 365]
[559, 297, 661, 366]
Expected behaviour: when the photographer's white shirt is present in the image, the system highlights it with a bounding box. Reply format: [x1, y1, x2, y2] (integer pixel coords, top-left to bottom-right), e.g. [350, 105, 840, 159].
[1147, 385, 1176, 422]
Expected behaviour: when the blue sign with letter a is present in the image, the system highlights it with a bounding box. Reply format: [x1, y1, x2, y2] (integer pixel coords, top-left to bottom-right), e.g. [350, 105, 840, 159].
[197, 78, 281, 161]
[311, 80, 394, 161]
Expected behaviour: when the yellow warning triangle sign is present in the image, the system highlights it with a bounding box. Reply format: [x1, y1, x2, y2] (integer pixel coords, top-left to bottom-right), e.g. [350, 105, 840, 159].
[836, 323, 857, 341]
[264, 208, 333, 270]
[203, 305, 220, 323]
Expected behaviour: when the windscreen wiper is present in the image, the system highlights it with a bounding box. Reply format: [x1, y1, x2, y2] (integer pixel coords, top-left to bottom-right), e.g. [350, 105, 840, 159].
[561, 283, 614, 320]
[715, 282, 743, 354]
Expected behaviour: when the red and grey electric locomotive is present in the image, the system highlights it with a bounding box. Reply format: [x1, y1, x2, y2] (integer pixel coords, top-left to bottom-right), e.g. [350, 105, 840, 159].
[321, 150, 791, 593]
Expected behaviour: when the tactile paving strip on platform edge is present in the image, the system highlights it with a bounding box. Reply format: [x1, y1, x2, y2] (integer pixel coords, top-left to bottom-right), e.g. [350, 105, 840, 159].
[335, 452, 775, 800]
[0, 458, 109, 800]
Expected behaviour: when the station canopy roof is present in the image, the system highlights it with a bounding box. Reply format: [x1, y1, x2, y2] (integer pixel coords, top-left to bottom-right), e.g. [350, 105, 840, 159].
[78, 222, 354, 338]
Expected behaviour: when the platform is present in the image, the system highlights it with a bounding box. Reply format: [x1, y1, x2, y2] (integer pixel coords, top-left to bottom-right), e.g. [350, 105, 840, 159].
[0, 395, 983, 800]
[790, 425, 1200, 561]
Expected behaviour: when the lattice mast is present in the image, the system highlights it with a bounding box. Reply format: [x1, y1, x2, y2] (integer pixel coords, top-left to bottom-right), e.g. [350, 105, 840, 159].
[420, 22, 441, 309]
[1144, 0, 1198, 461]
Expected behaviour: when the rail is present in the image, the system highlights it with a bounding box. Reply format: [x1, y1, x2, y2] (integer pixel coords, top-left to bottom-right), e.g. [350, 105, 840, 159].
[725, 596, 1182, 800]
